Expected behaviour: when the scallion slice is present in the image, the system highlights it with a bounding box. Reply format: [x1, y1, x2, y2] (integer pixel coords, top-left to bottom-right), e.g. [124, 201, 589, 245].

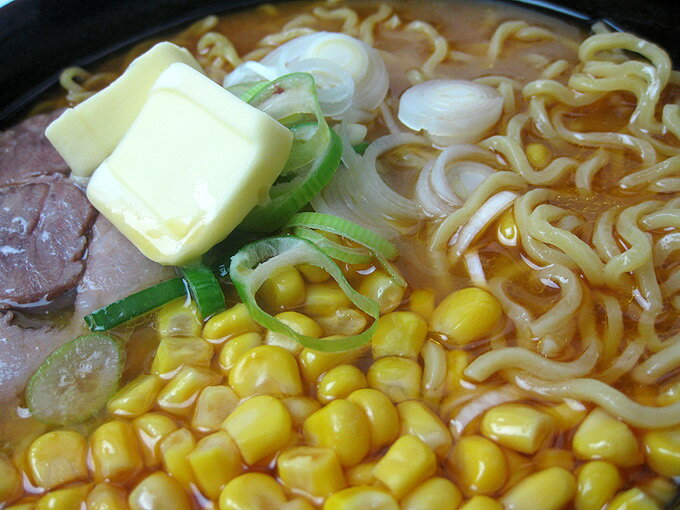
[230, 236, 379, 352]
[179, 263, 226, 319]
[292, 227, 373, 265]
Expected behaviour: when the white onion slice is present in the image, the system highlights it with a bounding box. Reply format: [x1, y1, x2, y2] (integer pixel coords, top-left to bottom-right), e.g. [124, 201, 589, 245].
[398, 79, 504, 145]
[450, 385, 526, 437]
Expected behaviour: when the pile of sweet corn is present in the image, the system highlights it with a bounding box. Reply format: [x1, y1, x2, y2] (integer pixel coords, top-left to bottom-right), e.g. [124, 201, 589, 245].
[1, 264, 678, 510]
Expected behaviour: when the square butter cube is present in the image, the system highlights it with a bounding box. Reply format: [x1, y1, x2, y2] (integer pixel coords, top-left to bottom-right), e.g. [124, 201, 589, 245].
[46, 42, 204, 176]
[86, 62, 292, 266]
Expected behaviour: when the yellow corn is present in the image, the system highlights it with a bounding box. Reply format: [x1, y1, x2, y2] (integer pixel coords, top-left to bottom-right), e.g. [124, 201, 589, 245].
[317, 364, 367, 404]
[303, 399, 370, 467]
[371, 311, 427, 359]
[575, 460, 622, 510]
[91, 421, 143, 484]
[264, 311, 323, 355]
[219, 473, 287, 510]
[217, 332, 263, 376]
[367, 356, 422, 403]
[128, 472, 191, 510]
[497, 208, 518, 246]
[526, 142, 551, 169]
[132, 412, 178, 468]
[346, 388, 399, 452]
[323, 486, 399, 510]
[459, 496, 504, 510]
[107, 374, 164, 417]
[448, 435, 507, 495]
[283, 499, 317, 510]
[606, 488, 660, 510]
[358, 270, 405, 314]
[86, 483, 128, 510]
[430, 288, 502, 345]
[398, 400, 452, 458]
[282, 396, 322, 428]
[191, 385, 240, 433]
[480, 403, 554, 455]
[159, 428, 196, 489]
[299, 345, 366, 384]
[503, 449, 533, 489]
[541, 400, 587, 430]
[156, 298, 202, 337]
[222, 394, 292, 465]
[5, 504, 36, 510]
[229, 345, 302, 398]
[298, 263, 331, 283]
[657, 377, 680, 406]
[501, 467, 576, 510]
[374, 435, 437, 499]
[316, 308, 367, 337]
[302, 282, 351, 317]
[0, 454, 20, 503]
[444, 350, 470, 394]
[257, 266, 306, 313]
[27, 430, 88, 490]
[408, 288, 435, 321]
[150, 336, 213, 377]
[156, 365, 221, 416]
[639, 477, 677, 507]
[346, 461, 378, 486]
[572, 408, 642, 467]
[534, 448, 575, 471]
[203, 303, 262, 340]
[401, 477, 463, 510]
[643, 427, 680, 477]
[35, 483, 91, 510]
[188, 431, 242, 500]
[277, 446, 346, 498]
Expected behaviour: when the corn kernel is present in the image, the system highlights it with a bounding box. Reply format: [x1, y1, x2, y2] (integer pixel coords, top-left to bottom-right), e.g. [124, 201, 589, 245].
[159, 428, 196, 488]
[156, 298, 202, 337]
[28, 430, 88, 489]
[431, 288, 502, 345]
[367, 356, 422, 403]
[86, 483, 128, 510]
[639, 477, 677, 507]
[497, 208, 518, 246]
[191, 385, 240, 433]
[299, 345, 366, 384]
[502, 467, 575, 510]
[358, 270, 404, 314]
[303, 399, 370, 467]
[448, 435, 507, 495]
[374, 435, 437, 499]
[203, 303, 262, 341]
[573, 408, 642, 467]
[189, 431, 242, 500]
[107, 374, 164, 417]
[459, 496, 504, 510]
[643, 427, 680, 477]
[526, 143, 551, 169]
[219, 473, 287, 510]
[444, 350, 470, 394]
[277, 446, 346, 498]
[372, 312, 427, 360]
[346, 461, 377, 486]
[347, 388, 399, 452]
[283, 500, 317, 510]
[607, 488, 660, 510]
[36, 483, 91, 510]
[128, 472, 191, 510]
[402, 477, 463, 510]
[157, 365, 220, 416]
[657, 378, 680, 406]
[324, 486, 399, 510]
[91, 421, 142, 484]
[481, 404, 554, 455]
[298, 263, 331, 283]
[409, 289, 435, 321]
[303, 282, 351, 316]
[282, 396, 322, 428]
[398, 400, 452, 458]
[317, 308, 367, 337]
[151, 336, 213, 377]
[5, 504, 36, 510]
[534, 448, 575, 471]
[503, 449, 533, 489]
[132, 413, 178, 468]
[317, 365, 367, 404]
[541, 400, 587, 430]
[217, 332, 263, 376]
[575, 460, 622, 510]
[265, 311, 323, 355]
[257, 266, 306, 313]
[223, 395, 292, 465]
[0, 454, 20, 502]
[229, 345, 302, 398]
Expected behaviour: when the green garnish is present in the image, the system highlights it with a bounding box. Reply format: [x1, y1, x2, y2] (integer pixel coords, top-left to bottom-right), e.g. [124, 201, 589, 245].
[179, 263, 226, 319]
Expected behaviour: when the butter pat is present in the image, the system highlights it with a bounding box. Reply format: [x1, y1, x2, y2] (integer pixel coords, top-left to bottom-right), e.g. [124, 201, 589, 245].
[46, 42, 204, 176]
[87, 63, 293, 266]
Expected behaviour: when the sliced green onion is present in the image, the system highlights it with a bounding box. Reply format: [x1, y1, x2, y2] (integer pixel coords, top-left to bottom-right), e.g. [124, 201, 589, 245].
[237, 81, 269, 102]
[84, 278, 187, 331]
[230, 236, 379, 352]
[26, 334, 124, 425]
[283, 212, 399, 260]
[179, 263, 226, 319]
[375, 253, 407, 288]
[352, 141, 369, 155]
[292, 227, 373, 265]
